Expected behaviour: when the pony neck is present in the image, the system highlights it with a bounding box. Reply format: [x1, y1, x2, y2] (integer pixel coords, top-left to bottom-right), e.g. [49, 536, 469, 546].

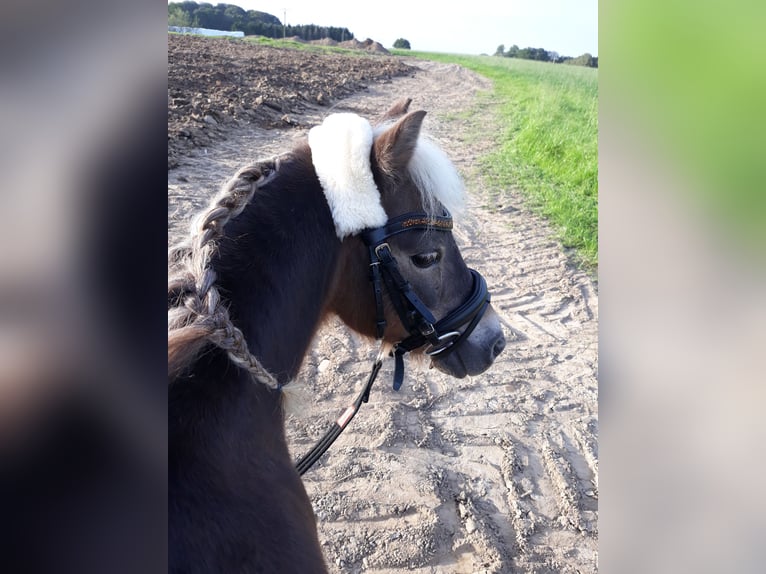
[213, 151, 342, 384]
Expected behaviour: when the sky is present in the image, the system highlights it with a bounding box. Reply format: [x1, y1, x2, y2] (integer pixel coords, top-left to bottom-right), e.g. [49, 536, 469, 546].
[175, 1, 598, 57]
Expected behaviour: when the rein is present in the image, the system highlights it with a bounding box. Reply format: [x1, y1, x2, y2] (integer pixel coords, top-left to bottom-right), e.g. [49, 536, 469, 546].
[296, 210, 491, 476]
[295, 351, 383, 476]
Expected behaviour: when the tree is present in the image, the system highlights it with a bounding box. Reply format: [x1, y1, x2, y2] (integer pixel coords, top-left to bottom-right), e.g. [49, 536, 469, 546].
[531, 47, 550, 61]
[565, 53, 596, 68]
[168, 5, 192, 27]
[494, 44, 505, 56]
[393, 38, 411, 49]
[223, 5, 246, 31]
[246, 10, 281, 27]
[167, 2, 355, 42]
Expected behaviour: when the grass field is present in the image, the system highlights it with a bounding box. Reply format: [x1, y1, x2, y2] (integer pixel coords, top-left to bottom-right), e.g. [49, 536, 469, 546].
[396, 51, 598, 269]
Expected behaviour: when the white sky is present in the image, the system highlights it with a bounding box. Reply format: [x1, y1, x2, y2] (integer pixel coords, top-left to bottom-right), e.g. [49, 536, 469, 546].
[173, 1, 598, 57]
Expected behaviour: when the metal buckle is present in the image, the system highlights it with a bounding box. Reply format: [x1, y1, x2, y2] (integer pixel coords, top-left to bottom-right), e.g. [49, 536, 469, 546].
[374, 243, 391, 259]
[419, 322, 436, 337]
[424, 331, 462, 356]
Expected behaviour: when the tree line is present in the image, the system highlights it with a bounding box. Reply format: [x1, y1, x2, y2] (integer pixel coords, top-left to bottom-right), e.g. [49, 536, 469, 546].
[494, 44, 598, 68]
[168, 2, 354, 43]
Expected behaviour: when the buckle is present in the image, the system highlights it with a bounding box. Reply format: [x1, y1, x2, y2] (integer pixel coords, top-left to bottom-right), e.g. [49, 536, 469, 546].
[419, 322, 436, 337]
[374, 242, 391, 259]
[424, 331, 462, 356]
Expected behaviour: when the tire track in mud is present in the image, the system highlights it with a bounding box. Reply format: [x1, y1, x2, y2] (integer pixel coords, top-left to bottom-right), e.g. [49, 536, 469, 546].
[168, 59, 598, 573]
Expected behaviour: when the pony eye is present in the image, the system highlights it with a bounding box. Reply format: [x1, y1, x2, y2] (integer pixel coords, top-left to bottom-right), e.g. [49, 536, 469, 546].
[411, 251, 441, 268]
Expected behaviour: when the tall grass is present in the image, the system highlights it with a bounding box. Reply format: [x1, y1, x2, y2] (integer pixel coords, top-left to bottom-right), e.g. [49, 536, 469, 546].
[397, 51, 598, 269]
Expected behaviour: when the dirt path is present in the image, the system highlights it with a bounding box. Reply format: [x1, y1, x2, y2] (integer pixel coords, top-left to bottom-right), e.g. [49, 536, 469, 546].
[169, 59, 598, 573]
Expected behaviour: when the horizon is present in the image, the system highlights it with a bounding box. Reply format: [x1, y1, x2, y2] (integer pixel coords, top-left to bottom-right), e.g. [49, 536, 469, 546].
[167, 0, 598, 58]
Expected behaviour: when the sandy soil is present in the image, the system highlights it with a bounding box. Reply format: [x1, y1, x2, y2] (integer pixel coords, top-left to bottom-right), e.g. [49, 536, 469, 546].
[169, 50, 598, 573]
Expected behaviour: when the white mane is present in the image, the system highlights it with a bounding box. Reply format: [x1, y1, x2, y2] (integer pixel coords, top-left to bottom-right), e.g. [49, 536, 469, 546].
[407, 133, 466, 217]
[372, 121, 466, 217]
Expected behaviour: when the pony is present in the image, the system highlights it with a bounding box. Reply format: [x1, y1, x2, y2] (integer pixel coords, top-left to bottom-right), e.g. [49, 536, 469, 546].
[168, 98, 505, 573]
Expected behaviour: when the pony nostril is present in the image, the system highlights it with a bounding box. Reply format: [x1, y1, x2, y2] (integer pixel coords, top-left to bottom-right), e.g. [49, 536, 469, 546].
[491, 336, 506, 359]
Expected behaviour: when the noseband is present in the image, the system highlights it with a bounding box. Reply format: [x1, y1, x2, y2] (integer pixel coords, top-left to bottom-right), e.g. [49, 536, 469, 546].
[361, 210, 491, 390]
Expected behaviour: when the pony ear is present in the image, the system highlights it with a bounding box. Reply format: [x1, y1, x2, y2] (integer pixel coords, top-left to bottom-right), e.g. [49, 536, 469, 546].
[376, 97, 412, 123]
[373, 109, 426, 175]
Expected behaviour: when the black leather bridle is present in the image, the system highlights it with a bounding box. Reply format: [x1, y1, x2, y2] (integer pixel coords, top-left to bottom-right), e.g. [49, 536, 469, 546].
[361, 210, 492, 390]
[295, 209, 491, 475]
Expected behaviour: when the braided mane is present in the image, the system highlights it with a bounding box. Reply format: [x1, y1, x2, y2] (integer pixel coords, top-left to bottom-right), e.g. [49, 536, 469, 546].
[167, 159, 281, 386]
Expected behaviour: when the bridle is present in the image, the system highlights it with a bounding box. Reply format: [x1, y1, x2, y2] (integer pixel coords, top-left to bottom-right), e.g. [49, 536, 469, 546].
[361, 210, 492, 390]
[296, 209, 491, 475]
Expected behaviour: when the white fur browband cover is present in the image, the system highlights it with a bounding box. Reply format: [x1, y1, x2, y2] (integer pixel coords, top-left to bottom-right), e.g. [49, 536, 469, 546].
[308, 113, 388, 239]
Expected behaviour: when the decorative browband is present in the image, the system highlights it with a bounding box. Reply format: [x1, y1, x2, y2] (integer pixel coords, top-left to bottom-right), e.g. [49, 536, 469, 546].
[361, 211, 452, 246]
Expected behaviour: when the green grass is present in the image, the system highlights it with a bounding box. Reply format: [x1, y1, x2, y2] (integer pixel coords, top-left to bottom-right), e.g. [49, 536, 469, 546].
[395, 51, 598, 269]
